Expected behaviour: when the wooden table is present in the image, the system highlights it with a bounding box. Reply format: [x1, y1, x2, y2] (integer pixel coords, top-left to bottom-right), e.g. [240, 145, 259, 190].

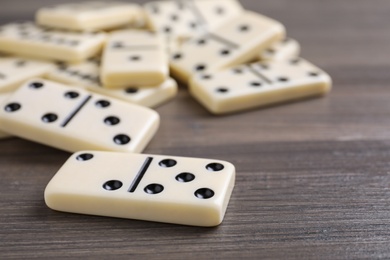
[1, 0, 390, 258]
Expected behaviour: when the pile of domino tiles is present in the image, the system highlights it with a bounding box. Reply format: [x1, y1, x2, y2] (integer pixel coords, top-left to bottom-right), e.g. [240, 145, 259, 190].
[0, 0, 333, 227]
[0, 0, 333, 145]
[0, 0, 332, 119]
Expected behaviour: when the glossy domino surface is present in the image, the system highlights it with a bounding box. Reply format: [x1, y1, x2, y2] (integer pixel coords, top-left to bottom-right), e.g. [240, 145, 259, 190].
[0, 79, 160, 152]
[45, 151, 236, 227]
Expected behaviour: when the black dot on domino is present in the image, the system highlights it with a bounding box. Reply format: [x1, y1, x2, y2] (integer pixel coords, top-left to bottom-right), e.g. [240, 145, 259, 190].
[92, 77, 101, 85]
[195, 188, 215, 199]
[278, 77, 289, 82]
[15, 60, 26, 67]
[151, 5, 159, 14]
[144, 184, 164, 194]
[220, 49, 231, 56]
[202, 75, 212, 80]
[206, 163, 224, 171]
[42, 27, 53, 33]
[239, 24, 250, 32]
[309, 72, 320, 77]
[290, 58, 301, 65]
[76, 153, 94, 161]
[215, 6, 225, 15]
[4, 103, 21, 112]
[259, 64, 269, 70]
[64, 91, 79, 99]
[197, 39, 207, 45]
[104, 116, 120, 126]
[189, 22, 197, 29]
[250, 82, 262, 87]
[81, 74, 92, 80]
[265, 48, 275, 54]
[29, 82, 44, 89]
[171, 14, 179, 21]
[95, 100, 110, 108]
[68, 70, 79, 76]
[57, 62, 67, 71]
[42, 113, 58, 123]
[88, 57, 101, 65]
[195, 64, 207, 72]
[163, 26, 172, 33]
[112, 42, 123, 49]
[103, 180, 123, 191]
[176, 173, 195, 183]
[129, 55, 141, 61]
[172, 53, 183, 60]
[159, 159, 177, 168]
[113, 134, 131, 145]
[176, 2, 185, 10]
[125, 87, 139, 94]
[233, 68, 243, 74]
[216, 87, 229, 94]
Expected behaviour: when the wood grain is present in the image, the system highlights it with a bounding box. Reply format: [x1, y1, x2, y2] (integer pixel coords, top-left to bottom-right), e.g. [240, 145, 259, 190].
[1, 0, 390, 259]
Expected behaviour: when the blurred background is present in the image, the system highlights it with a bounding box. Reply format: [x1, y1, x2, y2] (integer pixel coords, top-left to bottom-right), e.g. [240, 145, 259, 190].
[2, 0, 390, 72]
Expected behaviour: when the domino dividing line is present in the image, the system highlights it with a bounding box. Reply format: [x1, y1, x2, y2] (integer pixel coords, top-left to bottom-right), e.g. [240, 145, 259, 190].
[61, 95, 92, 127]
[128, 157, 154, 193]
[207, 33, 239, 49]
[248, 64, 273, 84]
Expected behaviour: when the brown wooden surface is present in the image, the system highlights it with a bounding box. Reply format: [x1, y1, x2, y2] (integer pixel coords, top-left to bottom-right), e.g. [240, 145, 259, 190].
[1, 0, 390, 259]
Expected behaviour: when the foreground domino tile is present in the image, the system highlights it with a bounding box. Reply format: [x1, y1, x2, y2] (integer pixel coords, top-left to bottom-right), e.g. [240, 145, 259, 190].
[0, 93, 11, 139]
[189, 58, 332, 114]
[258, 38, 300, 61]
[170, 11, 286, 83]
[36, 1, 143, 31]
[101, 30, 169, 88]
[0, 56, 54, 93]
[144, 0, 243, 41]
[46, 58, 178, 108]
[0, 22, 106, 63]
[45, 151, 236, 227]
[0, 79, 160, 153]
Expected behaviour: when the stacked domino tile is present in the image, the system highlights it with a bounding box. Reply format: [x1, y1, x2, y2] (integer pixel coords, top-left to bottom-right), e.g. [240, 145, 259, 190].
[0, 0, 332, 123]
[0, 1, 332, 226]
